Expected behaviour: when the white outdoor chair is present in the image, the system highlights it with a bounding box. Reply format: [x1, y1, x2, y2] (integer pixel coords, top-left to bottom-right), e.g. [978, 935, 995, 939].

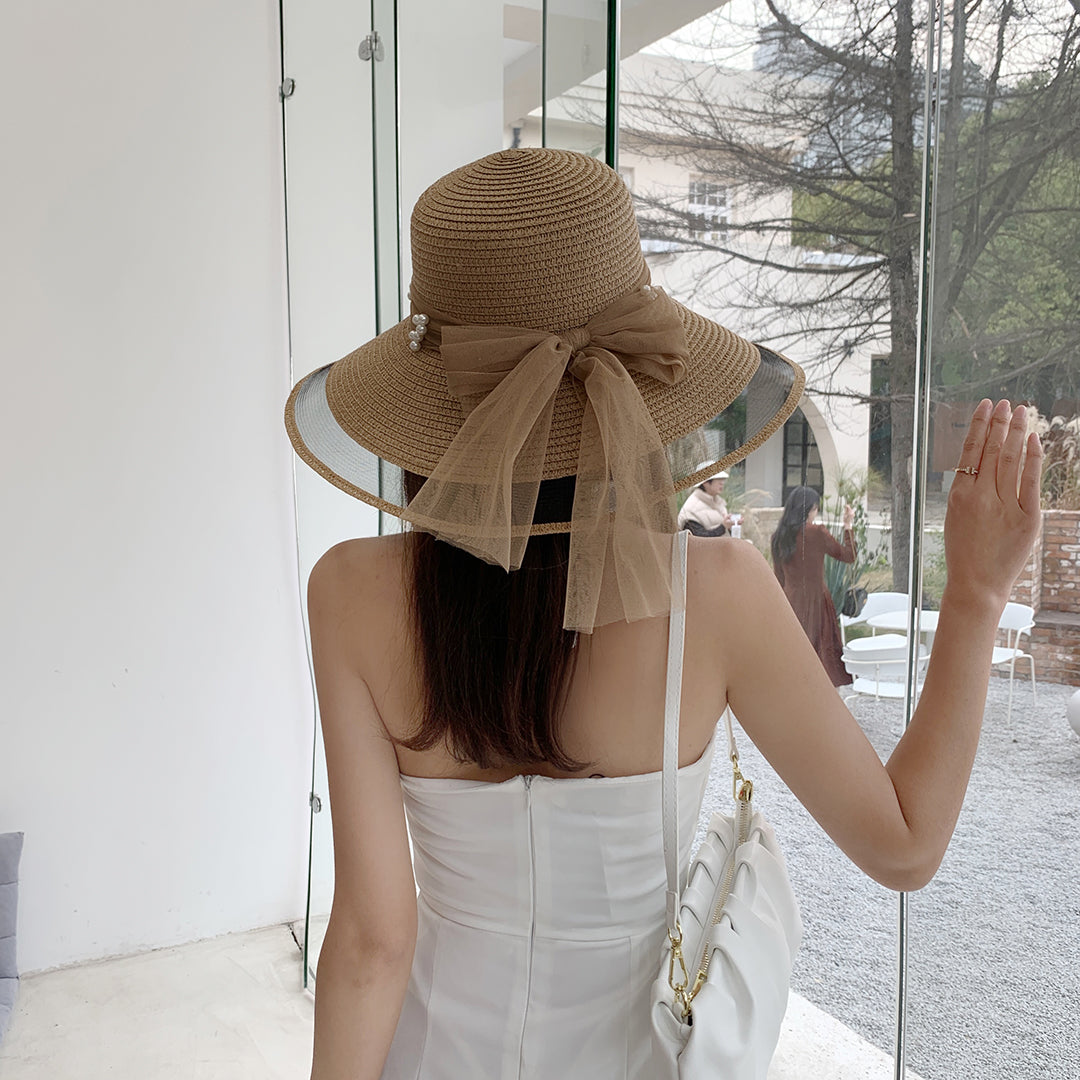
[992, 601, 1037, 725]
[842, 634, 928, 703]
[840, 591, 908, 644]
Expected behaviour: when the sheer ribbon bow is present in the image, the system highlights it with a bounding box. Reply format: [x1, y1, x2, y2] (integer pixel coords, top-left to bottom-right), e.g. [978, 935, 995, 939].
[401, 285, 690, 632]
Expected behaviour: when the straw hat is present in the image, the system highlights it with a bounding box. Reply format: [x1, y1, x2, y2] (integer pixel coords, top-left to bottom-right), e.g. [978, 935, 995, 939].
[694, 462, 730, 483]
[286, 148, 802, 517]
[285, 148, 803, 629]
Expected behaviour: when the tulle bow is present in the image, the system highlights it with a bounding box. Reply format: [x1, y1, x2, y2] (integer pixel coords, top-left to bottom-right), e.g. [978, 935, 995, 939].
[401, 285, 690, 632]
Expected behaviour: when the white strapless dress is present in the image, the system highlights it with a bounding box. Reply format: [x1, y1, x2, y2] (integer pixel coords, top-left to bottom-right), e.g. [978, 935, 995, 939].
[380, 734, 716, 1080]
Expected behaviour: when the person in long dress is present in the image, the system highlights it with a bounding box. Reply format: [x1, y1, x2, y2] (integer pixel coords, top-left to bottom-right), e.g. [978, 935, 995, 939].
[771, 486, 856, 686]
[284, 148, 1043, 1080]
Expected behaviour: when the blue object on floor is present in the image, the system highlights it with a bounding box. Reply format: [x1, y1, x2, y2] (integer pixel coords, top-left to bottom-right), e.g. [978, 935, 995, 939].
[0, 831, 24, 1044]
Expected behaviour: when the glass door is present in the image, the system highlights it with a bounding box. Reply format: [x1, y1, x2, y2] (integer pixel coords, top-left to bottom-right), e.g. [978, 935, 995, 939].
[283, 0, 548, 986]
[615, 2, 914, 1068]
[906, 2, 1080, 1076]
[279, 0, 382, 988]
[611, 0, 1080, 1074]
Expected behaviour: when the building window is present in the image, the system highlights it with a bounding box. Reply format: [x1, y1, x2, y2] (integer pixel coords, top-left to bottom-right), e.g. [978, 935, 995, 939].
[688, 176, 728, 241]
[782, 410, 823, 503]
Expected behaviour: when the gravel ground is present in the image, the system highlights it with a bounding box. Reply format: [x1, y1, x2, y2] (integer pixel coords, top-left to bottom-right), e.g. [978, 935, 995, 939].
[696, 677, 1080, 1080]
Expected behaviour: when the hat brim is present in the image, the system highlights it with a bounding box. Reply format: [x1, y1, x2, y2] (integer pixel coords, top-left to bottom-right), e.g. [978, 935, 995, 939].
[285, 298, 804, 533]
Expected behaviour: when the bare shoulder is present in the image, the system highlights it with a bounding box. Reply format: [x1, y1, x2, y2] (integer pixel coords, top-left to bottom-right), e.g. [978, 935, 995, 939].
[685, 534, 777, 646]
[687, 533, 774, 601]
[307, 534, 409, 667]
[309, 534, 406, 598]
[687, 533, 792, 651]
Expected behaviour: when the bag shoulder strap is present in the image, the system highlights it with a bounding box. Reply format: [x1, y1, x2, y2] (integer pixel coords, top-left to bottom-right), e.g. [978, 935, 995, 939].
[662, 530, 740, 936]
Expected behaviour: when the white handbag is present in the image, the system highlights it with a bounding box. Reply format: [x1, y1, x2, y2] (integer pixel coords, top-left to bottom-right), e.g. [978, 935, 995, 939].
[650, 530, 803, 1079]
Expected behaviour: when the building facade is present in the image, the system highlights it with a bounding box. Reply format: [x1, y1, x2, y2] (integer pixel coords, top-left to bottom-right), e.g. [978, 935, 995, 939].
[510, 50, 878, 510]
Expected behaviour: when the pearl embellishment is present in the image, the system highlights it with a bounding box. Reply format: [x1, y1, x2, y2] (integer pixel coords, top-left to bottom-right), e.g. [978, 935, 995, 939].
[407, 312, 429, 351]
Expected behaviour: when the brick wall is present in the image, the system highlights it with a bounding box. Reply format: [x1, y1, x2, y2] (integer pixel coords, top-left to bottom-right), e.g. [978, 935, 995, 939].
[1039, 510, 1080, 614]
[1011, 529, 1043, 608]
[1009, 509, 1080, 686]
[1029, 612, 1080, 685]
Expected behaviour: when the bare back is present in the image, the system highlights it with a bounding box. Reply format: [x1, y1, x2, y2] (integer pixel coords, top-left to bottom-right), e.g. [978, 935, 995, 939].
[325, 532, 734, 781]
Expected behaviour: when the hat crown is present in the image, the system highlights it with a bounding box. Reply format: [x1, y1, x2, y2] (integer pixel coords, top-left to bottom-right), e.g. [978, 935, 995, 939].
[409, 149, 646, 331]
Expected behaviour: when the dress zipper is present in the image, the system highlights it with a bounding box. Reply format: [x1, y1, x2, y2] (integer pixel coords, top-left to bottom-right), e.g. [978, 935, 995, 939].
[517, 775, 537, 1078]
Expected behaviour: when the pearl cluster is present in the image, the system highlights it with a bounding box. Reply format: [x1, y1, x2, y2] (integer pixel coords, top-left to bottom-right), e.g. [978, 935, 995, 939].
[407, 313, 429, 351]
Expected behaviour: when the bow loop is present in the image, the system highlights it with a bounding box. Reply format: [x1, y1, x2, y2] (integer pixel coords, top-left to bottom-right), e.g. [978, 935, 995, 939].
[441, 326, 560, 415]
[560, 326, 591, 354]
[401, 284, 690, 631]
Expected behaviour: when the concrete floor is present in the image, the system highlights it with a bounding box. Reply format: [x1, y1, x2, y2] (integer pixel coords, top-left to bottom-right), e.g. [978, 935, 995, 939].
[0, 927, 314, 1080]
[0, 923, 922, 1079]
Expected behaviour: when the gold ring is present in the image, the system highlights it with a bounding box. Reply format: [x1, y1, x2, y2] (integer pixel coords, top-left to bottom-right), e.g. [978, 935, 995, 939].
[955, 465, 979, 476]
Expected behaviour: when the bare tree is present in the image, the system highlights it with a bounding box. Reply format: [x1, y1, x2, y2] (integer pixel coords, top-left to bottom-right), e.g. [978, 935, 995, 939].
[600, 0, 1080, 584]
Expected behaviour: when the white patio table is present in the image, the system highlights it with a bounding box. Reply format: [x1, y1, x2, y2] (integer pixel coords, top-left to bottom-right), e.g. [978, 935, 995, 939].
[866, 608, 940, 650]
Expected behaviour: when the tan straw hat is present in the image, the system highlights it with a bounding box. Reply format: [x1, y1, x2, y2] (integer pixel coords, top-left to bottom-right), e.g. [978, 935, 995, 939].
[694, 461, 730, 483]
[286, 148, 804, 629]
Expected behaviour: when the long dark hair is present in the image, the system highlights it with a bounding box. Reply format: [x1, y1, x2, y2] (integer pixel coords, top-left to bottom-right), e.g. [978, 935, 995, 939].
[770, 485, 820, 567]
[400, 471, 584, 771]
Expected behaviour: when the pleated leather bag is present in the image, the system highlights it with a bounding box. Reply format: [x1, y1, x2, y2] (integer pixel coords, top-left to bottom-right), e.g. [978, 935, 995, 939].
[650, 531, 803, 1079]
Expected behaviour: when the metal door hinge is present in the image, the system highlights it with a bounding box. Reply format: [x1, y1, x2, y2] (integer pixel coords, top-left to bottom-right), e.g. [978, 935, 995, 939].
[279, 77, 296, 101]
[309, 792, 322, 813]
[358, 31, 385, 62]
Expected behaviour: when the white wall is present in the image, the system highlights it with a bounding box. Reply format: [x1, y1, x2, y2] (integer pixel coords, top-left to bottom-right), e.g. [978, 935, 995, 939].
[1, 0, 312, 973]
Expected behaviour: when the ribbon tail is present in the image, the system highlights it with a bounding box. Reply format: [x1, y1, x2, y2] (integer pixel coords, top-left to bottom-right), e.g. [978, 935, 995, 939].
[564, 349, 678, 632]
[564, 404, 609, 631]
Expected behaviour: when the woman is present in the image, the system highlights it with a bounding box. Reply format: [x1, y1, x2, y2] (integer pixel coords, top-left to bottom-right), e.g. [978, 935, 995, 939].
[285, 149, 1041, 1080]
[677, 467, 734, 537]
[771, 486, 856, 686]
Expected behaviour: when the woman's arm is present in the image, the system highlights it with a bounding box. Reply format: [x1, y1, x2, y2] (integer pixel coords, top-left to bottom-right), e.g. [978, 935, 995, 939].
[703, 400, 1040, 890]
[307, 545, 417, 1080]
[818, 521, 856, 564]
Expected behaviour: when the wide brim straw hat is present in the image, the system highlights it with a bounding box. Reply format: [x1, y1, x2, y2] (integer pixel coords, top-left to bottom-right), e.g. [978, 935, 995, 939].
[285, 148, 804, 629]
[694, 462, 730, 482]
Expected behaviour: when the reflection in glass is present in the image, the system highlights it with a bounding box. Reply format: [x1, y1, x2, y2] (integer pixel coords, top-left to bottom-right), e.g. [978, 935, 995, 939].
[504, 0, 545, 147]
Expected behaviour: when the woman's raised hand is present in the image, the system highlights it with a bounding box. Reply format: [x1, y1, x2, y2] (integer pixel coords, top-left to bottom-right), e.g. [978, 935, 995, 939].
[842, 503, 855, 529]
[944, 398, 1043, 613]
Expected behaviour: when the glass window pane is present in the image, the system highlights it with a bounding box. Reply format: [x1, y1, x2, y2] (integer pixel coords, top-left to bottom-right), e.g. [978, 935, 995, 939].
[280, 0, 384, 987]
[287, 0, 547, 988]
[620, 2, 911, 1069]
[908, 0, 1080, 1075]
[518, 0, 608, 155]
